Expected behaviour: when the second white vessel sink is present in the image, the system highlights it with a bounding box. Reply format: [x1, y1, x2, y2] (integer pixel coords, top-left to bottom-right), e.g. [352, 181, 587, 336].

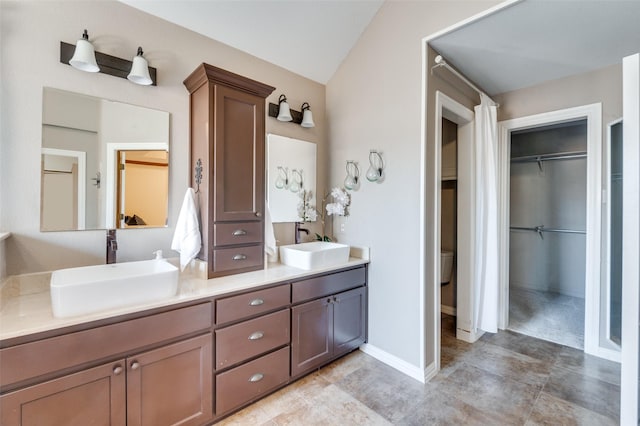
[50, 259, 179, 318]
[279, 241, 350, 270]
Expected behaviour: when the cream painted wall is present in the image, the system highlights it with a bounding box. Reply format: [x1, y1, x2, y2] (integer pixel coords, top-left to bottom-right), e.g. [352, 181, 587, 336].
[326, 1, 499, 370]
[1, 0, 326, 275]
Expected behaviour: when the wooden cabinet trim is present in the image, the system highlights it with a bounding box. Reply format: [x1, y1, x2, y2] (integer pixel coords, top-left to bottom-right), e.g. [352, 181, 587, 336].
[292, 267, 366, 304]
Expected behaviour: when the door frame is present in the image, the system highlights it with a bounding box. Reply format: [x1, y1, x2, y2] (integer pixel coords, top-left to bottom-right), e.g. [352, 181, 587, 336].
[430, 91, 475, 377]
[497, 103, 615, 360]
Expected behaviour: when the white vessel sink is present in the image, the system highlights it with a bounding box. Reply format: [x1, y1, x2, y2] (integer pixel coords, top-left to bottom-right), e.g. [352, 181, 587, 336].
[279, 241, 350, 270]
[50, 260, 179, 318]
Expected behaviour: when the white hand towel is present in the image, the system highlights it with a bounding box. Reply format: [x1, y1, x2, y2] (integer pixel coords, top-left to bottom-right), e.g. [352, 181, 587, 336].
[264, 204, 277, 262]
[171, 188, 201, 271]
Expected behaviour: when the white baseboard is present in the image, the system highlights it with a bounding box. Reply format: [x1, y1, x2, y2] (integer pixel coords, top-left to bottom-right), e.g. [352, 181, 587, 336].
[359, 344, 426, 383]
[424, 361, 438, 382]
[456, 327, 484, 343]
[440, 305, 456, 316]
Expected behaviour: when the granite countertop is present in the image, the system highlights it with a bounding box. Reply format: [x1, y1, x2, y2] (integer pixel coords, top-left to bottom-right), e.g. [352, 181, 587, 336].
[0, 248, 369, 342]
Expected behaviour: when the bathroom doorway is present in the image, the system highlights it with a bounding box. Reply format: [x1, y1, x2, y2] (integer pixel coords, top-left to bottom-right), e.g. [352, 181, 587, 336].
[440, 118, 457, 319]
[508, 120, 587, 349]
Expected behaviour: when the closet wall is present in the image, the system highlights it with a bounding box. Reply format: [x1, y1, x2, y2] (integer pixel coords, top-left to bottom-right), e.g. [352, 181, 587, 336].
[509, 121, 587, 298]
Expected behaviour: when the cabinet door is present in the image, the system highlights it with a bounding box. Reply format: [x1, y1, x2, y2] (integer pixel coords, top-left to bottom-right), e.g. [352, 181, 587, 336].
[127, 334, 213, 426]
[213, 85, 265, 223]
[333, 287, 367, 357]
[291, 297, 333, 377]
[0, 361, 126, 426]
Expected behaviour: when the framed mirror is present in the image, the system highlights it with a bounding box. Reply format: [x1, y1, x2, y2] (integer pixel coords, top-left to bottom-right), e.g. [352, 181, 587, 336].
[266, 134, 317, 222]
[41, 88, 170, 231]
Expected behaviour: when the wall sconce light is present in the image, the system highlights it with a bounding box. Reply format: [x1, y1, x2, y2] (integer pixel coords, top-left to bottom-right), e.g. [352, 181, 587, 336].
[289, 169, 303, 193]
[366, 150, 385, 183]
[268, 95, 316, 128]
[127, 47, 153, 86]
[60, 30, 157, 86]
[69, 30, 99, 72]
[275, 166, 290, 189]
[344, 161, 360, 191]
[300, 102, 315, 128]
[274, 167, 303, 193]
[276, 95, 293, 121]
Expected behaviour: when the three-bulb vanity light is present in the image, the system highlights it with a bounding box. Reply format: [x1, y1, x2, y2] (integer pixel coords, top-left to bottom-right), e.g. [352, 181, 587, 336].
[268, 94, 315, 128]
[342, 150, 385, 191]
[62, 29, 157, 86]
[275, 167, 303, 193]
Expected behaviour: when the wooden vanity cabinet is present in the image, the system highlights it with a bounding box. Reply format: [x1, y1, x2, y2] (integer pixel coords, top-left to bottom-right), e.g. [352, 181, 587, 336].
[213, 284, 291, 418]
[0, 303, 213, 426]
[183, 64, 275, 279]
[291, 268, 367, 378]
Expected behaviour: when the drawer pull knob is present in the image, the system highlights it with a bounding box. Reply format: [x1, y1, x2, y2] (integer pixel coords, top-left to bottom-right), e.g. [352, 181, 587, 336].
[130, 361, 140, 371]
[249, 373, 264, 382]
[232, 254, 247, 261]
[249, 298, 264, 306]
[232, 229, 247, 236]
[255, 212, 262, 217]
[248, 331, 264, 340]
[113, 365, 123, 375]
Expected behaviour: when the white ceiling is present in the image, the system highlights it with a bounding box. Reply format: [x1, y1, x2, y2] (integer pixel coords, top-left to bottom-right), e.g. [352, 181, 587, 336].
[429, 0, 640, 96]
[120, 0, 384, 84]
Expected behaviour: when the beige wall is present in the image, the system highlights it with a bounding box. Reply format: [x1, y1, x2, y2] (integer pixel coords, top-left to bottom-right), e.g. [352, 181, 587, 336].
[1, 0, 326, 275]
[327, 1, 499, 370]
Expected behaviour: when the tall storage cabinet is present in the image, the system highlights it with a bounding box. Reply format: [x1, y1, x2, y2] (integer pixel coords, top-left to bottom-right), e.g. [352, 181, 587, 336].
[184, 64, 275, 278]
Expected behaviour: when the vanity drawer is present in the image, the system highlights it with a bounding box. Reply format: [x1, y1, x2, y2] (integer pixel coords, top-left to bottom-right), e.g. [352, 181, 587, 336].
[292, 267, 366, 303]
[216, 284, 290, 325]
[214, 222, 262, 246]
[212, 245, 263, 273]
[215, 346, 289, 415]
[215, 309, 289, 370]
[0, 303, 212, 390]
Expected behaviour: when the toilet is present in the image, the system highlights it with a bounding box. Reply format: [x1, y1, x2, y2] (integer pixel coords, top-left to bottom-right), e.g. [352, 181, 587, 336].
[441, 251, 454, 284]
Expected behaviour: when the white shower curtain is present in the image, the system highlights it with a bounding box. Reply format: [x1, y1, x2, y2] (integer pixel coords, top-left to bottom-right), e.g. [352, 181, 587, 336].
[473, 93, 499, 333]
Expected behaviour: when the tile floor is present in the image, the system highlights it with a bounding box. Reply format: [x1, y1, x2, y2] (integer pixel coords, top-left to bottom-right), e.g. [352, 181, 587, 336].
[509, 287, 585, 350]
[219, 314, 620, 425]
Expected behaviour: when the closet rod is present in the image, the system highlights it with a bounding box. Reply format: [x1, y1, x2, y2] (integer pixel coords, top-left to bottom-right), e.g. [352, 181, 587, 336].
[511, 151, 587, 164]
[510, 225, 586, 239]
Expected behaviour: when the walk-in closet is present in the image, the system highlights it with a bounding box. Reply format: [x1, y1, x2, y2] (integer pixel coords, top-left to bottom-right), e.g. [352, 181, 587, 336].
[508, 120, 587, 349]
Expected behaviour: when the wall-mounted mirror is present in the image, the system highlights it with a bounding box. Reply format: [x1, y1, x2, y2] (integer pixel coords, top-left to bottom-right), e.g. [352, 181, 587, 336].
[266, 134, 316, 222]
[41, 88, 170, 231]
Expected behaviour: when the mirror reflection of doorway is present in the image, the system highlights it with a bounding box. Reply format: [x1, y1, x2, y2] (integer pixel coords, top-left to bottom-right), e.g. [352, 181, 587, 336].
[40, 149, 86, 231]
[116, 150, 169, 228]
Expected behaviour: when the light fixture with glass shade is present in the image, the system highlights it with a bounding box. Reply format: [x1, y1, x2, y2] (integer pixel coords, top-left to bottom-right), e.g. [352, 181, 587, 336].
[344, 161, 360, 191]
[275, 166, 290, 190]
[366, 150, 384, 183]
[289, 169, 303, 193]
[69, 29, 99, 73]
[277, 94, 293, 121]
[300, 102, 315, 128]
[127, 47, 153, 86]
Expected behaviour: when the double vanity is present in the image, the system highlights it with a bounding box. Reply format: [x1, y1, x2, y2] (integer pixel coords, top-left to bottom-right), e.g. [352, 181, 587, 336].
[0, 248, 368, 425]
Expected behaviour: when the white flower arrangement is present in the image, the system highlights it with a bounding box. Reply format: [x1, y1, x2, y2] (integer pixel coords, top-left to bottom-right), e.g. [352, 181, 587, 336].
[297, 190, 318, 222]
[325, 187, 350, 217]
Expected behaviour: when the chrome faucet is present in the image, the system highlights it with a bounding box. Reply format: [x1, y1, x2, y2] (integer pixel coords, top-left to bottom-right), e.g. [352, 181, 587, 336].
[294, 222, 309, 244]
[106, 229, 117, 264]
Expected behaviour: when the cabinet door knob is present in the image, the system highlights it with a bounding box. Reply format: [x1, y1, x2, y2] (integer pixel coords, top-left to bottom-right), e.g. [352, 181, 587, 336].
[333, 296, 339, 303]
[248, 373, 264, 382]
[327, 298, 332, 304]
[130, 361, 140, 371]
[248, 331, 264, 340]
[113, 365, 123, 375]
[232, 254, 247, 261]
[255, 212, 262, 217]
[232, 229, 247, 236]
[249, 298, 264, 306]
